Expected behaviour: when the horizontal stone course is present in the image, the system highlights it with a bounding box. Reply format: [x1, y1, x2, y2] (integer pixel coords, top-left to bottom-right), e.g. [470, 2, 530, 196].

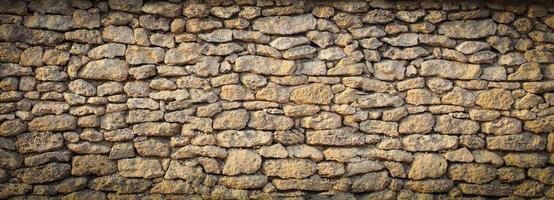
[0, 0, 553, 199]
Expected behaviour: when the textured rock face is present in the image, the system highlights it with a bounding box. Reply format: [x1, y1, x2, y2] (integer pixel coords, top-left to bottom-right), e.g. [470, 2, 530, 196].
[1, 0, 554, 199]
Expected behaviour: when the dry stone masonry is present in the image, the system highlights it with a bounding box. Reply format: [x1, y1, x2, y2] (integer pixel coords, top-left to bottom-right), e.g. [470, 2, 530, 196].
[1, 0, 554, 199]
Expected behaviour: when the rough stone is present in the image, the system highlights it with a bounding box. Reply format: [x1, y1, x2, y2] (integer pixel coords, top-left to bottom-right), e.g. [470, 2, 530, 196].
[118, 158, 164, 179]
[71, 155, 116, 176]
[438, 19, 497, 39]
[79, 59, 129, 81]
[216, 130, 272, 147]
[253, 14, 316, 34]
[402, 134, 458, 152]
[248, 111, 294, 131]
[351, 171, 391, 192]
[420, 59, 481, 80]
[222, 149, 261, 175]
[16, 163, 70, 184]
[408, 153, 448, 180]
[262, 159, 316, 179]
[234, 55, 295, 76]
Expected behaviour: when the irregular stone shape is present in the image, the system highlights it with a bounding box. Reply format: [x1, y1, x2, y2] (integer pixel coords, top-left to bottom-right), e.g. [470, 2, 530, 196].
[269, 37, 310, 50]
[286, 144, 324, 161]
[248, 111, 294, 131]
[262, 159, 316, 179]
[164, 43, 202, 65]
[64, 29, 102, 44]
[234, 55, 295, 76]
[213, 109, 249, 130]
[118, 158, 164, 179]
[381, 33, 418, 47]
[24, 14, 71, 31]
[481, 117, 522, 135]
[222, 149, 261, 175]
[216, 130, 272, 147]
[233, 30, 270, 43]
[306, 128, 366, 146]
[252, 14, 316, 35]
[32, 101, 71, 116]
[63, 190, 107, 200]
[383, 47, 429, 60]
[256, 83, 290, 103]
[218, 175, 268, 189]
[438, 19, 497, 39]
[442, 87, 476, 106]
[0, 183, 32, 199]
[343, 77, 394, 93]
[408, 153, 447, 180]
[219, 85, 254, 101]
[508, 63, 543, 81]
[67, 141, 111, 154]
[72, 10, 100, 29]
[172, 145, 226, 159]
[89, 174, 152, 194]
[345, 160, 385, 176]
[0, 149, 22, 169]
[363, 9, 394, 24]
[524, 50, 554, 63]
[272, 177, 335, 191]
[0, 119, 27, 137]
[503, 153, 547, 168]
[35, 66, 67, 81]
[133, 122, 180, 136]
[351, 171, 391, 192]
[458, 181, 514, 197]
[0, 42, 20, 63]
[301, 111, 341, 130]
[125, 46, 164, 65]
[141, 2, 181, 17]
[151, 180, 194, 194]
[318, 47, 346, 60]
[405, 179, 454, 193]
[402, 134, 458, 152]
[455, 41, 490, 54]
[406, 88, 441, 105]
[290, 83, 333, 105]
[283, 45, 317, 59]
[0, 63, 32, 78]
[108, 0, 142, 12]
[0, 0, 27, 15]
[164, 160, 202, 181]
[15, 132, 63, 154]
[71, 155, 116, 176]
[15, 163, 70, 184]
[522, 81, 554, 94]
[126, 109, 163, 124]
[199, 29, 233, 43]
[524, 115, 554, 133]
[420, 59, 480, 80]
[134, 139, 170, 157]
[359, 120, 399, 137]
[487, 133, 546, 151]
[102, 25, 135, 44]
[448, 163, 497, 184]
[27, 114, 76, 132]
[475, 88, 513, 110]
[258, 144, 288, 158]
[398, 113, 434, 134]
[23, 150, 70, 167]
[434, 115, 480, 135]
[79, 59, 128, 81]
[528, 167, 554, 185]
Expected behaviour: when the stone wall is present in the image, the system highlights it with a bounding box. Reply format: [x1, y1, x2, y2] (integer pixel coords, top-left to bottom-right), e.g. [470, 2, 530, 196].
[0, 0, 554, 199]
